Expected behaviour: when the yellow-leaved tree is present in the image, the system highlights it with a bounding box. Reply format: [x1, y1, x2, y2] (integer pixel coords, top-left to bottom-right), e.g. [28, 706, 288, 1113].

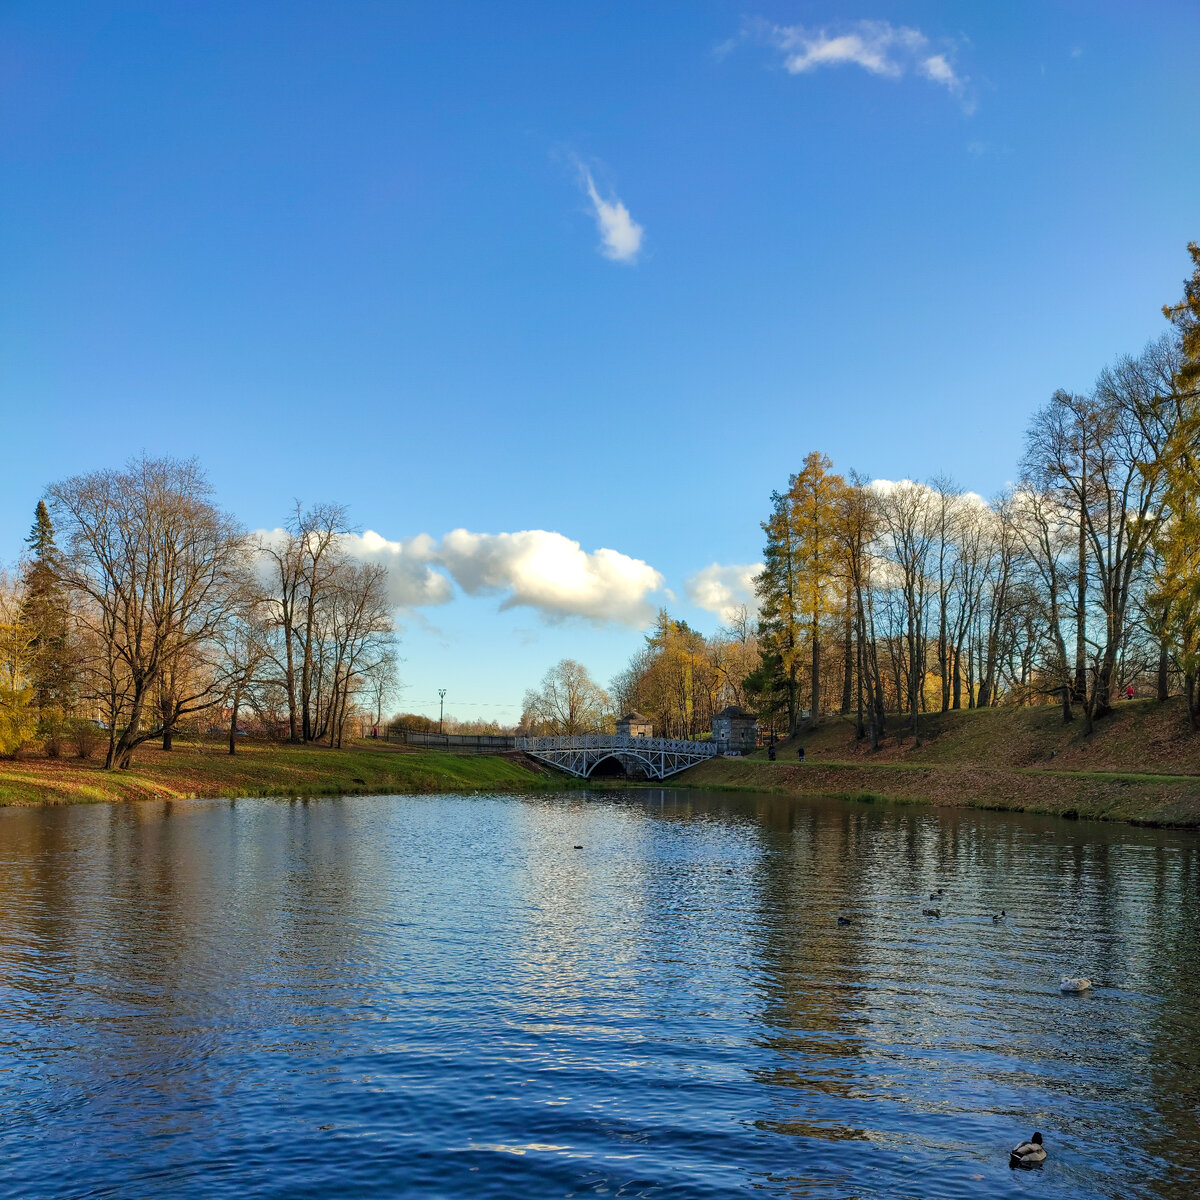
[1155, 243, 1200, 729]
[785, 452, 849, 728]
[0, 573, 37, 756]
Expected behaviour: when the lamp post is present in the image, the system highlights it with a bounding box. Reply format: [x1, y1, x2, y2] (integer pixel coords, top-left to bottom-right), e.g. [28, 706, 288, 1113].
[438, 689, 447, 735]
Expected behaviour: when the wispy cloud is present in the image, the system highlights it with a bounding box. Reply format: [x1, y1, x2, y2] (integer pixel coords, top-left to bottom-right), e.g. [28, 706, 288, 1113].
[685, 562, 763, 623]
[751, 19, 971, 108]
[577, 164, 644, 264]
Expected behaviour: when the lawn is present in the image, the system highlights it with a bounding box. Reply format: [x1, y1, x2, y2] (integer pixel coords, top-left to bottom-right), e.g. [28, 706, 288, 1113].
[0, 738, 557, 807]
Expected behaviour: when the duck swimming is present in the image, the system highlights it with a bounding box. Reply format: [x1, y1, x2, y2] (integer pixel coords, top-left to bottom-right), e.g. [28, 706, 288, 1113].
[1060, 977, 1092, 993]
[992, 909, 1007, 922]
[1009, 1131, 1045, 1167]
[921, 907, 941, 918]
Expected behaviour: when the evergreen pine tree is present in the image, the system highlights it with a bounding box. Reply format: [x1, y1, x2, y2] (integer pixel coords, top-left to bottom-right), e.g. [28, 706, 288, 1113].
[1163, 241, 1200, 393]
[755, 488, 802, 733]
[19, 501, 76, 724]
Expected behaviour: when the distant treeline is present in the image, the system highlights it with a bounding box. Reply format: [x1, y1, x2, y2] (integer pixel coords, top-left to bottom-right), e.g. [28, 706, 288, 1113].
[525, 243, 1200, 746]
[745, 243, 1200, 744]
[1, 465, 396, 767]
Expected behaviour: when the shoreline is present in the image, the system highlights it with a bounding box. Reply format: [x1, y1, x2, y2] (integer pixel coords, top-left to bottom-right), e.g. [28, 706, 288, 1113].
[670, 757, 1200, 828]
[2, 725, 1199, 830]
[0, 742, 573, 808]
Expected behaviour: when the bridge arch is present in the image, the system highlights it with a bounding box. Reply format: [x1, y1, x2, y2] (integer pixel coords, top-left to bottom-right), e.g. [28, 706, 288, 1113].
[514, 734, 720, 780]
[586, 750, 660, 779]
[587, 754, 629, 778]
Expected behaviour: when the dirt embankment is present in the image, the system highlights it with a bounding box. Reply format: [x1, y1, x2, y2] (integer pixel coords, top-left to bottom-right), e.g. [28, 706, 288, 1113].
[676, 699, 1200, 827]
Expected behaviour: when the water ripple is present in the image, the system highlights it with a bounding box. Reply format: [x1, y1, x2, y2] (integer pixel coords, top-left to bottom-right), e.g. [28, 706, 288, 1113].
[0, 790, 1197, 1199]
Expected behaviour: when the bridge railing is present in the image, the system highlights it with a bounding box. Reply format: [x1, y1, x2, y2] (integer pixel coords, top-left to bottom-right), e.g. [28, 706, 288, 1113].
[514, 734, 719, 757]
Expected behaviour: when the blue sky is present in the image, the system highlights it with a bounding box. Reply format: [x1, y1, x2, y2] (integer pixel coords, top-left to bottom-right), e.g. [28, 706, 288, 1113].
[2, 2, 1198, 723]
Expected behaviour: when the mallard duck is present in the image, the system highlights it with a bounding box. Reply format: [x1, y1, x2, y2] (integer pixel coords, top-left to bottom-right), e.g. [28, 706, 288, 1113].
[992, 909, 1007, 922]
[1060, 977, 1092, 993]
[837, 916, 852, 926]
[921, 907, 941, 918]
[1009, 1131, 1045, 1167]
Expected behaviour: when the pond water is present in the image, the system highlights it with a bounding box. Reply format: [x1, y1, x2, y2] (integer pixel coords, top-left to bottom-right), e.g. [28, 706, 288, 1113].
[1, 790, 1198, 1199]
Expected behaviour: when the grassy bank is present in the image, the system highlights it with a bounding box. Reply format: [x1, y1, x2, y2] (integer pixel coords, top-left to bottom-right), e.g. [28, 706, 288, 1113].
[676, 699, 1200, 827]
[7, 702, 1200, 826]
[0, 739, 558, 807]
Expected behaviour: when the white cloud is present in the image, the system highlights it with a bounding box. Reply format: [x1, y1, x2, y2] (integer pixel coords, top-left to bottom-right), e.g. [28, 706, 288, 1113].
[312, 527, 664, 627]
[437, 528, 662, 625]
[919, 54, 956, 86]
[253, 528, 455, 610]
[763, 20, 969, 103]
[342, 530, 456, 609]
[578, 166, 644, 264]
[685, 562, 764, 623]
[868, 478, 989, 512]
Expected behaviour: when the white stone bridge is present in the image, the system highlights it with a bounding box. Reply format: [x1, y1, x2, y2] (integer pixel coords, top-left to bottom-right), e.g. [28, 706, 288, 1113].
[513, 734, 721, 780]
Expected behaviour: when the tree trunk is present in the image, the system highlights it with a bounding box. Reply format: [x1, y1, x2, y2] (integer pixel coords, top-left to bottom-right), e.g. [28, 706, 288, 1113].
[228, 691, 241, 755]
[1093, 607, 1121, 720]
[1081, 666, 1096, 737]
[110, 685, 148, 770]
[160, 687, 174, 752]
[1157, 637, 1169, 703]
[854, 626, 865, 740]
[841, 601, 853, 715]
[908, 612, 921, 747]
[1074, 481, 1088, 703]
[938, 612, 950, 713]
[1186, 673, 1199, 732]
[872, 670, 885, 750]
[285, 621, 299, 742]
[810, 613, 821, 728]
[1060, 683, 1073, 724]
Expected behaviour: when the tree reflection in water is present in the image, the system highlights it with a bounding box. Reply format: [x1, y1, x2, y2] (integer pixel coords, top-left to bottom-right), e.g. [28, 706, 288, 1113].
[0, 791, 1197, 1200]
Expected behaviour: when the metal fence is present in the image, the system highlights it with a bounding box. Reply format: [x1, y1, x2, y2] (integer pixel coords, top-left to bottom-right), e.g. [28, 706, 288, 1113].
[390, 730, 517, 754]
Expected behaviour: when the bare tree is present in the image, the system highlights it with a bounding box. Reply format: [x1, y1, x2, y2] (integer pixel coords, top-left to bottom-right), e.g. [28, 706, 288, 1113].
[1012, 487, 1077, 721]
[48, 456, 245, 769]
[836, 475, 884, 747]
[320, 560, 394, 748]
[1024, 339, 1178, 723]
[521, 659, 610, 735]
[259, 502, 352, 743]
[217, 580, 274, 755]
[875, 481, 935, 744]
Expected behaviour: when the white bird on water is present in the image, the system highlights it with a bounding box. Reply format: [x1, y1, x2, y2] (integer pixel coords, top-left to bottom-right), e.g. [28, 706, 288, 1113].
[1060, 976, 1093, 993]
